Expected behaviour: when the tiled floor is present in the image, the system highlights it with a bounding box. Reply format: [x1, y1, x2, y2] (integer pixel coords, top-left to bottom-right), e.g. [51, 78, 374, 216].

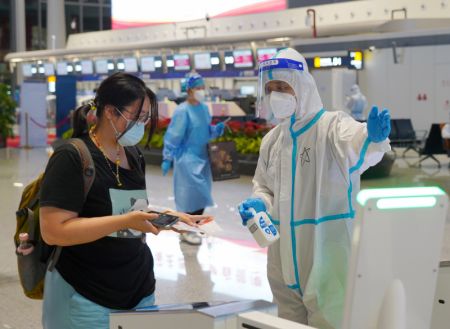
[1, 147, 449, 328]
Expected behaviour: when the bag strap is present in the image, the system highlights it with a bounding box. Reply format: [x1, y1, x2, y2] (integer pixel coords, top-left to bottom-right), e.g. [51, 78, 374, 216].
[126, 146, 145, 174]
[48, 138, 96, 271]
[69, 138, 96, 198]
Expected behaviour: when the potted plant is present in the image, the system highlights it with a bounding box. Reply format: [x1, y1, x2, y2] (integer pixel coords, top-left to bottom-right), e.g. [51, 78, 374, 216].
[0, 83, 16, 147]
[140, 117, 273, 174]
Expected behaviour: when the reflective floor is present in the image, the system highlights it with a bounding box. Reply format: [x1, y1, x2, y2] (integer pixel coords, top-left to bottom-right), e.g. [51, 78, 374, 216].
[1, 147, 449, 328]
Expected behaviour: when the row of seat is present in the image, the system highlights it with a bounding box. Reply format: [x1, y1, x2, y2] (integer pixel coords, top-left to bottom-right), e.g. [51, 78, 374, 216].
[389, 119, 450, 168]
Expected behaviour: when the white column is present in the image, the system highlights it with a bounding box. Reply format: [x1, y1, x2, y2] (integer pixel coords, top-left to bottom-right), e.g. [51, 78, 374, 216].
[47, 0, 66, 49]
[14, 0, 26, 51]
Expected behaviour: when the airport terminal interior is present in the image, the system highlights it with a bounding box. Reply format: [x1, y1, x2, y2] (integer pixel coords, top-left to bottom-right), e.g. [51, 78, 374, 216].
[1, 0, 450, 328]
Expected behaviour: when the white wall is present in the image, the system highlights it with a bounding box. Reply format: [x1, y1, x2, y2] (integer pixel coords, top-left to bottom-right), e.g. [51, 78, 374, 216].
[359, 44, 450, 131]
[312, 68, 357, 112]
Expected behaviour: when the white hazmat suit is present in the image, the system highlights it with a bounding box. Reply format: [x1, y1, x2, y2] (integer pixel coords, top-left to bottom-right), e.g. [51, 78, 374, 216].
[345, 84, 367, 121]
[253, 49, 390, 328]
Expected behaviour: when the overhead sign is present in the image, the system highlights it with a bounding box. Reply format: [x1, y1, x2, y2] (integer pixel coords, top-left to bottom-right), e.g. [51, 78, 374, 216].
[310, 51, 363, 70]
[313, 56, 344, 69]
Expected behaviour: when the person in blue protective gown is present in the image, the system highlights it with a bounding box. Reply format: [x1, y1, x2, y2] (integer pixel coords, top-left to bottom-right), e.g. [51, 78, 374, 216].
[161, 73, 225, 245]
[238, 48, 391, 328]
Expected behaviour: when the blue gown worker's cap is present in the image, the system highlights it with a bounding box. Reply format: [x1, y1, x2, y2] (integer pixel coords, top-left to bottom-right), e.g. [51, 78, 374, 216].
[186, 73, 205, 90]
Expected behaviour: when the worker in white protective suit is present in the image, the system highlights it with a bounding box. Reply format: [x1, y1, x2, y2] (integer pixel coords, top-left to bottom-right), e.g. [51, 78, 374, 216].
[238, 48, 391, 329]
[442, 112, 450, 139]
[345, 84, 368, 121]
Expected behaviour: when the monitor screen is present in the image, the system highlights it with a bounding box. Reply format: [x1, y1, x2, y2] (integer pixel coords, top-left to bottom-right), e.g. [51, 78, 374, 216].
[56, 62, 68, 75]
[124, 57, 138, 73]
[194, 53, 212, 70]
[141, 56, 155, 72]
[174, 54, 190, 71]
[44, 63, 55, 76]
[240, 85, 256, 96]
[210, 53, 220, 67]
[233, 49, 253, 68]
[95, 59, 109, 74]
[81, 60, 94, 74]
[257, 48, 278, 62]
[22, 64, 33, 77]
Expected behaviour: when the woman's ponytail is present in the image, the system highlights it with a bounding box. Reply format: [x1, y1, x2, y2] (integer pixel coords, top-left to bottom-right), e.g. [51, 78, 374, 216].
[71, 101, 96, 138]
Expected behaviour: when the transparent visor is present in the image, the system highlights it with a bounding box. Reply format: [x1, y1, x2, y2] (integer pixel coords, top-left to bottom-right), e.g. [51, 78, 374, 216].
[256, 58, 305, 119]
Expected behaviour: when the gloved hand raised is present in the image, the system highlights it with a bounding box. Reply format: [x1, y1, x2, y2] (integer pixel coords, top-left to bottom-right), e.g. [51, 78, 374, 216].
[214, 122, 225, 137]
[238, 198, 266, 226]
[367, 106, 391, 143]
[161, 160, 172, 176]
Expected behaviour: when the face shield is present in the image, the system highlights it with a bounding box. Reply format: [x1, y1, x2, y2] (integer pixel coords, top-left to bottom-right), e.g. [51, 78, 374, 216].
[256, 54, 323, 121]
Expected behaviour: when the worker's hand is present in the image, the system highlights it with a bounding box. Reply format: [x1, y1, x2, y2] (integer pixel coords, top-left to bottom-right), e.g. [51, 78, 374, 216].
[214, 122, 225, 137]
[161, 160, 172, 176]
[216, 122, 225, 136]
[367, 106, 391, 143]
[238, 198, 266, 226]
[124, 211, 161, 235]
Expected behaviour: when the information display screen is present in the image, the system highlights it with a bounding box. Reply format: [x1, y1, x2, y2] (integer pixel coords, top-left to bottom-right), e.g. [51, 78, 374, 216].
[81, 60, 94, 74]
[124, 57, 138, 73]
[174, 54, 190, 71]
[141, 56, 155, 72]
[56, 62, 68, 75]
[233, 50, 253, 69]
[22, 64, 33, 77]
[257, 48, 278, 62]
[95, 59, 109, 74]
[44, 63, 55, 76]
[194, 53, 212, 70]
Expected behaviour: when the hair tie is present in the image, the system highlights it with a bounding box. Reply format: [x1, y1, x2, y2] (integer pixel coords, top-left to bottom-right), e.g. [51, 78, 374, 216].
[88, 100, 97, 112]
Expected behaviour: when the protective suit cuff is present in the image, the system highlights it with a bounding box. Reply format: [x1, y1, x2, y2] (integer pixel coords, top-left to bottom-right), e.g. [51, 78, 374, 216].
[368, 138, 391, 153]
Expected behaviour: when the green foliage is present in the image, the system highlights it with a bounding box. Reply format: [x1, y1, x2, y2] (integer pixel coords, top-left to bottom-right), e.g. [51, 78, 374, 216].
[139, 131, 164, 149]
[142, 118, 271, 155]
[0, 83, 17, 140]
[214, 134, 263, 154]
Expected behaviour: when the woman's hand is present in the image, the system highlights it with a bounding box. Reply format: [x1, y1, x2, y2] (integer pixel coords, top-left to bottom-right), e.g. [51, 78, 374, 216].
[165, 210, 213, 227]
[125, 211, 161, 235]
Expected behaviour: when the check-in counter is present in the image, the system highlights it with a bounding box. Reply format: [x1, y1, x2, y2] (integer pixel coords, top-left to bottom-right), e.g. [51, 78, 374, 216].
[110, 300, 276, 329]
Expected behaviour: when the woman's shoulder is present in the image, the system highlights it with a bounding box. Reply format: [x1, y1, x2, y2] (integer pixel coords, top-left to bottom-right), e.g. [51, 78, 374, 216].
[49, 138, 94, 168]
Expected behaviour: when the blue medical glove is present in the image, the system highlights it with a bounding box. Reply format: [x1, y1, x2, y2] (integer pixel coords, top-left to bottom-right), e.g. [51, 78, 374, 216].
[215, 122, 225, 137]
[161, 160, 172, 176]
[367, 106, 391, 143]
[238, 198, 266, 226]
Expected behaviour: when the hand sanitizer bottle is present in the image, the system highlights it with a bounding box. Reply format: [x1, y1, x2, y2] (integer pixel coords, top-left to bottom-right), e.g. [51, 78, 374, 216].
[246, 209, 279, 248]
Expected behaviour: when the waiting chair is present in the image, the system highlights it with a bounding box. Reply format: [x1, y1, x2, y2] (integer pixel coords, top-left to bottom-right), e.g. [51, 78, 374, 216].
[415, 124, 446, 168]
[391, 119, 427, 157]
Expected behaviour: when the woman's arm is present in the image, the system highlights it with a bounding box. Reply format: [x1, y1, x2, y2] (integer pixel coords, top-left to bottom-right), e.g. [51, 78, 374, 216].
[40, 207, 160, 246]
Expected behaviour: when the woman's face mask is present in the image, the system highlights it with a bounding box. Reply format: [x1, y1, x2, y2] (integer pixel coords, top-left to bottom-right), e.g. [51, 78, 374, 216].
[269, 91, 297, 119]
[116, 122, 145, 146]
[110, 107, 147, 146]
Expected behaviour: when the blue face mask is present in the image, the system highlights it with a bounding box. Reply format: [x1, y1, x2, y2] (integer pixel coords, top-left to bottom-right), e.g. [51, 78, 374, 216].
[116, 122, 145, 147]
[110, 108, 146, 146]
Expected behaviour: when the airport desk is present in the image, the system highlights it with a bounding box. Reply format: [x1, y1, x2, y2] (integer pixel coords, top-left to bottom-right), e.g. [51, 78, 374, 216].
[110, 300, 277, 329]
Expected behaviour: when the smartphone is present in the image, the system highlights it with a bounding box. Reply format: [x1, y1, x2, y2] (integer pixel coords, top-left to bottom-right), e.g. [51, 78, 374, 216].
[148, 211, 180, 228]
